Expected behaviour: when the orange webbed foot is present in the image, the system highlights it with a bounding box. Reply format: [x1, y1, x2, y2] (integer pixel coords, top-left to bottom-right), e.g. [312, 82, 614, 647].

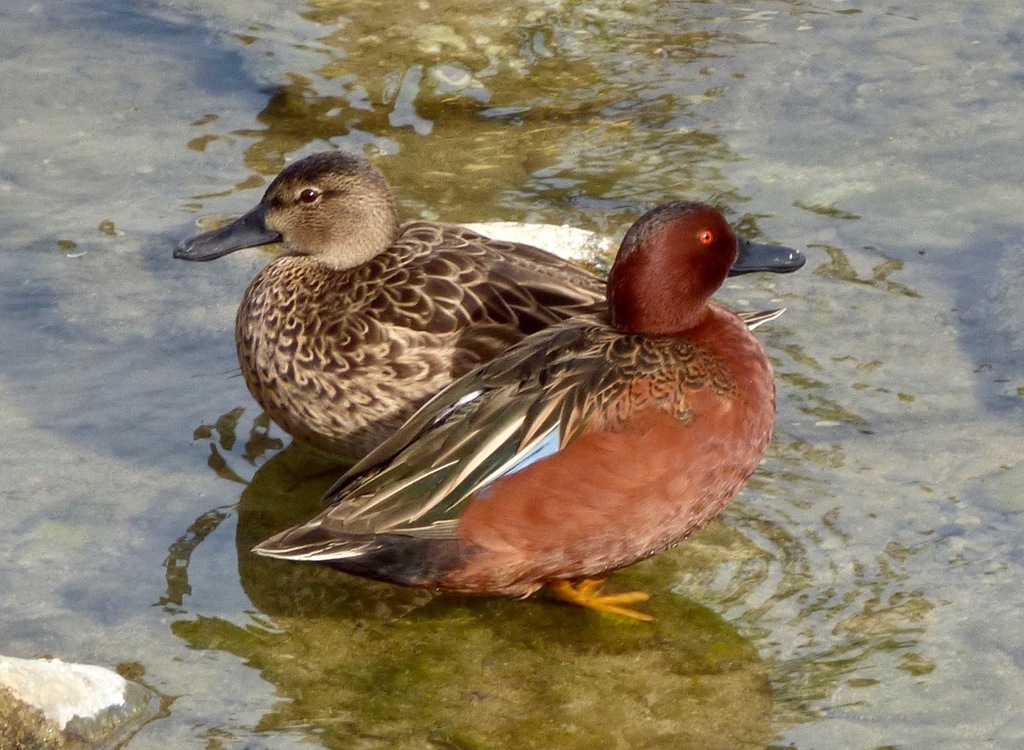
[548, 578, 654, 622]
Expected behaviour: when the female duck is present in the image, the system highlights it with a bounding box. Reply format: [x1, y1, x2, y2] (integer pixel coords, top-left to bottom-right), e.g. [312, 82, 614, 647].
[253, 201, 783, 620]
[174, 152, 802, 460]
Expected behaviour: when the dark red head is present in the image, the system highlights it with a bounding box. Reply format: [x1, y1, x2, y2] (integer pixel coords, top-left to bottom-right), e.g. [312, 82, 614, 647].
[607, 202, 739, 336]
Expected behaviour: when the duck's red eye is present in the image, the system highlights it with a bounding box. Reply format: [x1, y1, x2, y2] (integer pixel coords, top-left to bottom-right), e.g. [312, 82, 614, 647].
[699, 230, 714, 245]
[299, 188, 320, 204]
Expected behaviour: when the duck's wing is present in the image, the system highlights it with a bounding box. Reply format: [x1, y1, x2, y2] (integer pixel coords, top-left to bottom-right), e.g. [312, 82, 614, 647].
[427, 222, 607, 317]
[253, 319, 615, 561]
[736, 308, 785, 330]
[342, 222, 607, 376]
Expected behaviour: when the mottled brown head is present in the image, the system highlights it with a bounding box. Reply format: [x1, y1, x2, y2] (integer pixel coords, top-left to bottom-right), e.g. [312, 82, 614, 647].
[174, 152, 400, 270]
[607, 202, 739, 336]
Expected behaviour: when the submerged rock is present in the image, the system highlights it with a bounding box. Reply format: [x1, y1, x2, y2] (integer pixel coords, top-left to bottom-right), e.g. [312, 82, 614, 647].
[0, 656, 156, 749]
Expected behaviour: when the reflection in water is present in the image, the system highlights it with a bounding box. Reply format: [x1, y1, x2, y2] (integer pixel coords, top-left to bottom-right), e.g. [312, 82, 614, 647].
[159, 408, 292, 611]
[160, 504, 233, 611]
[164, 401, 934, 743]
[192, 408, 286, 479]
[813, 244, 921, 299]
[166, 412, 772, 748]
[185, 0, 760, 234]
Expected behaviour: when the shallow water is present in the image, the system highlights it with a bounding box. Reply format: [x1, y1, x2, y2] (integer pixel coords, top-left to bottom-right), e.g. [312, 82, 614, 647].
[1, 0, 1023, 747]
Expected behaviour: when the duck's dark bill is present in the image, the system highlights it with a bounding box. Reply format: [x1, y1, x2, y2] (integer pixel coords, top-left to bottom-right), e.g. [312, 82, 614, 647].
[173, 205, 282, 261]
[728, 238, 805, 276]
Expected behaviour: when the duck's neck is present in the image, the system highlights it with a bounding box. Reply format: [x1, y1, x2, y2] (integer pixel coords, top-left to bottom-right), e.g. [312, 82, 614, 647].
[611, 296, 711, 336]
[608, 262, 716, 336]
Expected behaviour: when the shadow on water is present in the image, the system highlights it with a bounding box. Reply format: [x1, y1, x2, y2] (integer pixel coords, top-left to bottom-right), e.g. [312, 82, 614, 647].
[161, 415, 773, 749]
[944, 225, 1024, 420]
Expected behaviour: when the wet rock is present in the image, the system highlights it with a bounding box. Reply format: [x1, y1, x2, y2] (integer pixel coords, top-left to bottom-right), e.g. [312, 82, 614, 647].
[465, 221, 616, 263]
[0, 656, 156, 749]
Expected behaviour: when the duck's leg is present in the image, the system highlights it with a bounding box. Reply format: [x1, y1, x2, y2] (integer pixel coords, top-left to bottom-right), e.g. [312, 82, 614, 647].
[547, 578, 654, 622]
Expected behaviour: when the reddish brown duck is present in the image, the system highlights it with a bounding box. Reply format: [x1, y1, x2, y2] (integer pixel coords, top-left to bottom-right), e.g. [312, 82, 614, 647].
[175, 152, 803, 460]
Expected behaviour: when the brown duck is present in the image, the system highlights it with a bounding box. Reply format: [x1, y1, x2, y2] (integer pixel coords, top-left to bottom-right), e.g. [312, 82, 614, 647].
[253, 202, 788, 620]
[174, 152, 804, 460]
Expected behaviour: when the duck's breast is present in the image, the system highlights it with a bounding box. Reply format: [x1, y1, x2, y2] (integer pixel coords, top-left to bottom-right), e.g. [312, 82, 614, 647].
[234, 255, 463, 455]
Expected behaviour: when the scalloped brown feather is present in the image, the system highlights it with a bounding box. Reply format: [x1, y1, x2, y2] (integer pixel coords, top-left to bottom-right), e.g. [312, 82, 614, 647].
[180, 154, 788, 461]
[236, 221, 608, 458]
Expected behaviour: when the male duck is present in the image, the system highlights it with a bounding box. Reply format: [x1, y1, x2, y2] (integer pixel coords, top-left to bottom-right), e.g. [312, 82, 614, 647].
[175, 152, 803, 460]
[253, 201, 785, 620]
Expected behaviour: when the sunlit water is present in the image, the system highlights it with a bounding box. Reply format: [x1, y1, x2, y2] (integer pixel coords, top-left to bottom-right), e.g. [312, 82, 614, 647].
[1, 1, 1022, 747]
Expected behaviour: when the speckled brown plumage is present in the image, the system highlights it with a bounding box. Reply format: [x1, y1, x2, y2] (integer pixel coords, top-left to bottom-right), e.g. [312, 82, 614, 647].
[176, 152, 606, 459]
[235, 221, 608, 458]
[175, 152, 802, 462]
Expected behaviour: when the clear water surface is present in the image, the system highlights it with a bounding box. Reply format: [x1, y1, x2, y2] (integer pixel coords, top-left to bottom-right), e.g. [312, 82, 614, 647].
[1, 1, 1022, 747]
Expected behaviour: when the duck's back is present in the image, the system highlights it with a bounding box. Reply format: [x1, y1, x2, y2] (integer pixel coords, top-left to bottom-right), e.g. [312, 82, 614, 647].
[235, 221, 606, 459]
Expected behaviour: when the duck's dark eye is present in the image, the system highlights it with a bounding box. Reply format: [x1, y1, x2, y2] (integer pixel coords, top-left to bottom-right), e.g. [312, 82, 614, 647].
[299, 188, 320, 204]
[699, 230, 714, 245]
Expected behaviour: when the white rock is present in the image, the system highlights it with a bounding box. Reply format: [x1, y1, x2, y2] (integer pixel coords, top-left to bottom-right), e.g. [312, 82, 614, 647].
[464, 222, 615, 262]
[0, 655, 129, 731]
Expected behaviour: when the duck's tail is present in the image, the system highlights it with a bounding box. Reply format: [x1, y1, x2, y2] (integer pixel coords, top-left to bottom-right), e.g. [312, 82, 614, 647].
[252, 527, 461, 589]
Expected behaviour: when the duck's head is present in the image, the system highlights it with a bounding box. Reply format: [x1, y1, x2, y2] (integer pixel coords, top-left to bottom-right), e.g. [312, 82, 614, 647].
[608, 202, 803, 335]
[174, 152, 400, 271]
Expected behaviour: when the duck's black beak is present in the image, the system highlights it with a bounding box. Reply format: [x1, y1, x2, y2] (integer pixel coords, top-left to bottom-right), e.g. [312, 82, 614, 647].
[728, 238, 805, 276]
[173, 205, 282, 261]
